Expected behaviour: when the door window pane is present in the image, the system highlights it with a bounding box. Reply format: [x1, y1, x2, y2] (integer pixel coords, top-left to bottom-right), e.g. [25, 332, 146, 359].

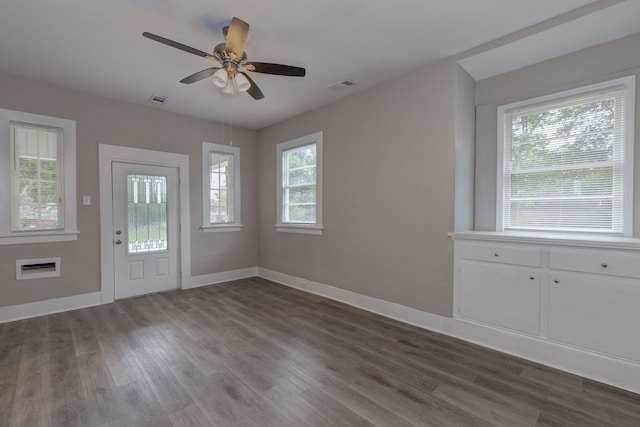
[127, 174, 168, 253]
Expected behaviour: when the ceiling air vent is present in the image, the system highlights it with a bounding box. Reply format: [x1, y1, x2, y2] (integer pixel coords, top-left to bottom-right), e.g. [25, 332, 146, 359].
[149, 95, 168, 104]
[327, 80, 356, 91]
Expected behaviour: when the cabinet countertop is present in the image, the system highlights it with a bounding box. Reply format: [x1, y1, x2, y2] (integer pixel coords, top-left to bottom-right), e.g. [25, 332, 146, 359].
[450, 231, 640, 250]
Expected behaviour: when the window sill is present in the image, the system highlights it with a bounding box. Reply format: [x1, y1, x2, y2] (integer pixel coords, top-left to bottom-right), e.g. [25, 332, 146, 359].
[449, 231, 640, 250]
[0, 231, 79, 245]
[275, 224, 323, 235]
[200, 224, 242, 233]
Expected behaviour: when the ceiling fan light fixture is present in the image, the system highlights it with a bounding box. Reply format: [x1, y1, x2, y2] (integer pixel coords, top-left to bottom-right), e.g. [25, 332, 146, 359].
[212, 68, 228, 88]
[222, 79, 235, 95]
[235, 73, 251, 92]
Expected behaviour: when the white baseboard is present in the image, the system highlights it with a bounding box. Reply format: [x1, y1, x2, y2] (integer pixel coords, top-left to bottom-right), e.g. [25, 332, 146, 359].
[257, 267, 640, 394]
[185, 267, 258, 289]
[0, 267, 258, 324]
[0, 291, 102, 324]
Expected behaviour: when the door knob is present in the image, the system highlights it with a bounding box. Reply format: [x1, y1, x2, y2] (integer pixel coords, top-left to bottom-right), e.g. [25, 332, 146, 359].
[115, 239, 122, 245]
[115, 230, 122, 235]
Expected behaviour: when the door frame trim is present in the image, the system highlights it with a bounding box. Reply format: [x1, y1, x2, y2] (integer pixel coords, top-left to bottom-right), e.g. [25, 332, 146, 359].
[99, 144, 191, 304]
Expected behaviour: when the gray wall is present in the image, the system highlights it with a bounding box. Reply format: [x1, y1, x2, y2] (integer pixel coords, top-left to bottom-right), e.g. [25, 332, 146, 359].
[0, 70, 258, 307]
[474, 32, 640, 234]
[454, 65, 476, 231]
[258, 59, 473, 317]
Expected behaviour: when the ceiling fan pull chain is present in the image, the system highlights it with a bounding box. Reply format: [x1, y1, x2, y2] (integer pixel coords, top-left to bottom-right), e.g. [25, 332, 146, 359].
[229, 94, 233, 146]
[219, 94, 224, 147]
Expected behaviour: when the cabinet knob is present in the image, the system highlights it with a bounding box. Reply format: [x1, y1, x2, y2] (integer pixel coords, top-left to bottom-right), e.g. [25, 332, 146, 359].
[529, 276, 535, 280]
[601, 262, 608, 268]
[494, 252, 499, 257]
[554, 279, 560, 284]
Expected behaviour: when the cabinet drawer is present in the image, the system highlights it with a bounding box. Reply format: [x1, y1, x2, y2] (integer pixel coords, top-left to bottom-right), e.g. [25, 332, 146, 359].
[458, 261, 540, 335]
[549, 271, 640, 362]
[458, 242, 541, 267]
[550, 249, 640, 279]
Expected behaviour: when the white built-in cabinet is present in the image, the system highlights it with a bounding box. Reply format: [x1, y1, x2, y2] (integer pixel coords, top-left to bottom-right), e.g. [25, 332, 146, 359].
[457, 243, 541, 335]
[453, 233, 640, 364]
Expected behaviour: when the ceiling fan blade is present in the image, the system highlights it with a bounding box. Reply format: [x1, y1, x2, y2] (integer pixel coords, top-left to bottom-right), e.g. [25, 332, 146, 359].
[224, 17, 249, 59]
[143, 32, 213, 59]
[240, 72, 264, 100]
[245, 62, 305, 77]
[180, 67, 219, 84]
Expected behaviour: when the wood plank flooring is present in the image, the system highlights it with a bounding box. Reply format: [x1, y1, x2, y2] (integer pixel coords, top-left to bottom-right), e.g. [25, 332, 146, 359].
[1, 277, 639, 426]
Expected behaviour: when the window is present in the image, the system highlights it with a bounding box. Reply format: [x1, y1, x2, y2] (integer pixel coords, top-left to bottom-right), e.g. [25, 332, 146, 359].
[497, 76, 635, 236]
[201, 142, 241, 232]
[276, 132, 323, 234]
[11, 123, 64, 231]
[0, 108, 77, 244]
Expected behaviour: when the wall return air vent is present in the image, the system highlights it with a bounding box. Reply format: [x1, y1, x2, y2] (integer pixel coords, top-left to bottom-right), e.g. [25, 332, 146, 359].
[16, 257, 61, 280]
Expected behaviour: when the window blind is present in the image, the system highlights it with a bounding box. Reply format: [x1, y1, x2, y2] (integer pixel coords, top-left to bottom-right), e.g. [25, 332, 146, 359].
[10, 122, 64, 231]
[502, 85, 627, 234]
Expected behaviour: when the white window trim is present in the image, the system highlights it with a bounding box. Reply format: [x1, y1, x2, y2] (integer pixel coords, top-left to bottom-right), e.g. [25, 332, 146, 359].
[201, 142, 241, 232]
[0, 108, 77, 245]
[496, 75, 635, 237]
[276, 131, 323, 235]
[201, 224, 242, 233]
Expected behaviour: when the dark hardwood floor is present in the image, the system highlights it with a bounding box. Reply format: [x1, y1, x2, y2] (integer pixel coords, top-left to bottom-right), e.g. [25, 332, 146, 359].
[1, 277, 639, 426]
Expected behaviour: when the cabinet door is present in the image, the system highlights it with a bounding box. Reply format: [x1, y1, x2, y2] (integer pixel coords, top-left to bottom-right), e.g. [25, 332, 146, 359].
[549, 271, 640, 362]
[458, 261, 540, 335]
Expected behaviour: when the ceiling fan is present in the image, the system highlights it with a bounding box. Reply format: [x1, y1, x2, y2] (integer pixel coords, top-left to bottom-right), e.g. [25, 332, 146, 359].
[142, 17, 306, 100]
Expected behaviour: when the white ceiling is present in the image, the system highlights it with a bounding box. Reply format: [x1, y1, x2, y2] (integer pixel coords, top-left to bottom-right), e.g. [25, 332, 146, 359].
[0, 0, 634, 129]
[459, 0, 640, 80]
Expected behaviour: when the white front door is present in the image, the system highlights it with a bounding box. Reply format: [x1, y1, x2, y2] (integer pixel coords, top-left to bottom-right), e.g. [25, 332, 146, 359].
[112, 162, 180, 299]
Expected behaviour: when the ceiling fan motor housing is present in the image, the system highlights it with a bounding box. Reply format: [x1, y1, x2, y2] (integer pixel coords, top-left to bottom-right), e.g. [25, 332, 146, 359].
[222, 61, 238, 77]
